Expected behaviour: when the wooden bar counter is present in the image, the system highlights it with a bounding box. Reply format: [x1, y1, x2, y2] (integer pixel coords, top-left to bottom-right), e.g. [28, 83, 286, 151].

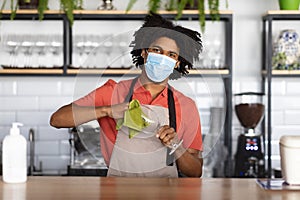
[0, 177, 299, 200]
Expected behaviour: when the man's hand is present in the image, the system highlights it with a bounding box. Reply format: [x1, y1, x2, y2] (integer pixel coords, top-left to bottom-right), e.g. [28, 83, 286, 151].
[107, 102, 129, 119]
[156, 125, 178, 147]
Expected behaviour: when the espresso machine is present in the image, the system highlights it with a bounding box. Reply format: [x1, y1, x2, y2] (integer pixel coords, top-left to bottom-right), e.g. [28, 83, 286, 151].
[234, 92, 265, 178]
[68, 123, 108, 176]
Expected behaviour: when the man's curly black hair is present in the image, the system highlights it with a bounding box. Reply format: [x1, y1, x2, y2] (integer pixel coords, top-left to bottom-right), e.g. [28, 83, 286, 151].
[130, 12, 203, 80]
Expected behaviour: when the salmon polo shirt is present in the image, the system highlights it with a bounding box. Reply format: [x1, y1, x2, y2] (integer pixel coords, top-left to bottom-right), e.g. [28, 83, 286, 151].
[74, 78, 203, 166]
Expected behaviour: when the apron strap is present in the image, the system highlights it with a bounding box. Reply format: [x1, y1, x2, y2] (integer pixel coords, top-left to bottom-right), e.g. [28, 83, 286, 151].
[124, 76, 139, 103]
[125, 78, 177, 166]
[166, 85, 176, 166]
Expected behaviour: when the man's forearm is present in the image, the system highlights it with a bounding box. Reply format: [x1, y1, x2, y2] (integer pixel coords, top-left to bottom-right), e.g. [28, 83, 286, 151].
[175, 146, 203, 177]
[50, 103, 109, 128]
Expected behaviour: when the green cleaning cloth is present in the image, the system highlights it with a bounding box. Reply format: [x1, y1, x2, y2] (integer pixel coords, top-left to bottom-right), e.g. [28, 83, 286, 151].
[116, 99, 150, 139]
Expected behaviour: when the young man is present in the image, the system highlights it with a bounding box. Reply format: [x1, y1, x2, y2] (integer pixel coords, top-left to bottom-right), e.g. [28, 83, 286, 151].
[50, 13, 203, 177]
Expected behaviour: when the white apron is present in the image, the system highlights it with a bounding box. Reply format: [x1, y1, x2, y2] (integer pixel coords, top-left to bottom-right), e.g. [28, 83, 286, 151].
[107, 105, 178, 177]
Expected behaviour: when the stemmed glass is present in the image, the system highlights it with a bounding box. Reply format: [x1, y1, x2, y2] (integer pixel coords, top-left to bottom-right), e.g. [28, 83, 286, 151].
[4, 34, 20, 68]
[141, 106, 183, 155]
[103, 35, 113, 68]
[49, 34, 63, 68]
[117, 33, 131, 68]
[140, 108, 161, 137]
[211, 37, 223, 69]
[34, 34, 47, 68]
[167, 137, 183, 155]
[73, 35, 86, 68]
[90, 35, 100, 68]
[83, 35, 94, 68]
[19, 34, 34, 68]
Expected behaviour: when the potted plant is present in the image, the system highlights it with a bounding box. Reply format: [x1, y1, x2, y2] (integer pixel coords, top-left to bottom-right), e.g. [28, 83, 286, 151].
[0, 0, 50, 20]
[0, 0, 83, 24]
[0, 0, 17, 19]
[278, 0, 300, 10]
[126, 0, 228, 32]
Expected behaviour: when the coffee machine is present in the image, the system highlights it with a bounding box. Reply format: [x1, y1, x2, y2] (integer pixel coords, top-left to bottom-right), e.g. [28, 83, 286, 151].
[68, 123, 108, 176]
[234, 92, 265, 178]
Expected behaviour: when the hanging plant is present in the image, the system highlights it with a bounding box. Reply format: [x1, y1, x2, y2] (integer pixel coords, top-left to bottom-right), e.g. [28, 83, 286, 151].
[0, 0, 83, 26]
[10, 0, 18, 20]
[126, 0, 162, 13]
[38, 0, 49, 20]
[60, 0, 83, 26]
[60, 0, 75, 26]
[126, 0, 228, 32]
[0, 0, 8, 19]
[0, 0, 42, 20]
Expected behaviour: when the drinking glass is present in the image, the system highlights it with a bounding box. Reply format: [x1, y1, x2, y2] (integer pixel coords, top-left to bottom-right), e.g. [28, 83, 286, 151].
[49, 34, 63, 68]
[34, 34, 47, 68]
[167, 136, 183, 155]
[103, 35, 113, 68]
[140, 106, 161, 136]
[19, 34, 34, 68]
[141, 105, 183, 155]
[4, 34, 20, 68]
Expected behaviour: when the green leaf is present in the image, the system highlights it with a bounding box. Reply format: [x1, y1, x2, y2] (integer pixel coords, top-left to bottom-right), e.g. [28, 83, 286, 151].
[176, 0, 188, 20]
[209, 0, 220, 21]
[198, 0, 205, 32]
[126, 0, 137, 12]
[165, 0, 176, 11]
[10, 0, 17, 20]
[0, 0, 7, 19]
[188, 0, 194, 8]
[148, 0, 160, 13]
[74, 0, 83, 10]
[38, 0, 49, 21]
[60, 0, 74, 26]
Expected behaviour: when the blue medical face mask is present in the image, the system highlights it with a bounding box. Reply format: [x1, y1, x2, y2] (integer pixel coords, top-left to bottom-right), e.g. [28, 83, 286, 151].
[144, 52, 177, 83]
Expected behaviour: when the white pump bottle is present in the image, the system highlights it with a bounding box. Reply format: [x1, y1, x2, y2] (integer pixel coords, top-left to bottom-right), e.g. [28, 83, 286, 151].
[2, 122, 27, 183]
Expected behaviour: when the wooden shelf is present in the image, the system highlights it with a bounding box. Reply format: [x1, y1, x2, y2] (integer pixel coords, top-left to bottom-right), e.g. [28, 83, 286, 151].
[1, 10, 233, 15]
[0, 10, 63, 14]
[189, 69, 229, 75]
[0, 68, 229, 76]
[67, 68, 229, 76]
[265, 10, 300, 15]
[67, 68, 141, 75]
[262, 70, 300, 76]
[0, 68, 64, 74]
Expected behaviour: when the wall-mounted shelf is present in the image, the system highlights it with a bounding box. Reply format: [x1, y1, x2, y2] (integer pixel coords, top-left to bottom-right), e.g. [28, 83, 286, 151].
[65, 68, 230, 76]
[0, 68, 63, 75]
[0, 10, 232, 77]
[262, 11, 300, 178]
[0, 10, 233, 177]
[66, 68, 141, 76]
[262, 70, 300, 76]
[264, 10, 300, 16]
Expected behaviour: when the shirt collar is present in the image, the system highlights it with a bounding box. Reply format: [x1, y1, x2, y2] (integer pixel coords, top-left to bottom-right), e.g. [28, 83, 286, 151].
[134, 78, 169, 98]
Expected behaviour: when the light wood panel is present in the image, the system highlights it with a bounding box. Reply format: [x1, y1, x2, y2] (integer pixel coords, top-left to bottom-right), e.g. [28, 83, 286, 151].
[0, 177, 298, 200]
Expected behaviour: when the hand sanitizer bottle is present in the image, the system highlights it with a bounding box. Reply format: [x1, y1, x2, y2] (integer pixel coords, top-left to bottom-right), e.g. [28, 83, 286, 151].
[2, 123, 27, 183]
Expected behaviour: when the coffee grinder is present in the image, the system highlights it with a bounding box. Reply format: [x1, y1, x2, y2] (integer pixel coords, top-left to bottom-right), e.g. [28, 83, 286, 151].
[234, 92, 265, 178]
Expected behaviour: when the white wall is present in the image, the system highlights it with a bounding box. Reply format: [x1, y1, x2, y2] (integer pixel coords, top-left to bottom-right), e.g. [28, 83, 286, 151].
[1, 0, 300, 176]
